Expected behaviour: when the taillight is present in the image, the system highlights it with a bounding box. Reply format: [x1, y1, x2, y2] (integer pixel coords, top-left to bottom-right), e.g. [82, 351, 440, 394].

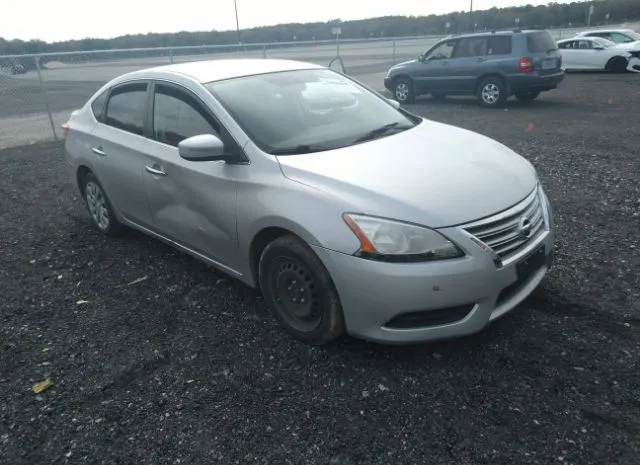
[61, 122, 70, 139]
[519, 57, 534, 73]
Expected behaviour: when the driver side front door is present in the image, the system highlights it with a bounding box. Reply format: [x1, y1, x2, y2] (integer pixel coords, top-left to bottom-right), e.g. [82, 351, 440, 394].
[415, 40, 457, 94]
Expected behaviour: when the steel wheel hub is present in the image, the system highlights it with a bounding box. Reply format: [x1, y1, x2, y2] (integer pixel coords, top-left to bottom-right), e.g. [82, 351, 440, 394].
[272, 258, 321, 330]
[395, 83, 409, 101]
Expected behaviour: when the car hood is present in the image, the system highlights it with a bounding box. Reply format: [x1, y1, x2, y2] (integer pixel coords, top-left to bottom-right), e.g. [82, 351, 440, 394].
[389, 59, 419, 70]
[612, 41, 640, 51]
[277, 119, 538, 228]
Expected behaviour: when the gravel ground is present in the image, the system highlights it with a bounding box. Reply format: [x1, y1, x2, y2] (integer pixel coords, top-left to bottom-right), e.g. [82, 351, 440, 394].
[1, 72, 639, 465]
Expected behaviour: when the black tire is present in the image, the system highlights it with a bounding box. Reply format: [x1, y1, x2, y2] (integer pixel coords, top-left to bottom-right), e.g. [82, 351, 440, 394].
[606, 56, 628, 73]
[81, 172, 125, 237]
[477, 76, 507, 108]
[431, 92, 447, 101]
[392, 77, 415, 104]
[258, 235, 345, 345]
[514, 90, 541, 102]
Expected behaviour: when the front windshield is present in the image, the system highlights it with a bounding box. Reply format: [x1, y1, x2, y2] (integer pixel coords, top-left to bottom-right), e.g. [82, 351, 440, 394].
[205, 69, 417, 154]
[627, 30, 640, 41]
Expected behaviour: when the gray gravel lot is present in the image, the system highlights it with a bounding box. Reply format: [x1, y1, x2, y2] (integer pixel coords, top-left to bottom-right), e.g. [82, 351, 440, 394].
[1, 72, 639, 465]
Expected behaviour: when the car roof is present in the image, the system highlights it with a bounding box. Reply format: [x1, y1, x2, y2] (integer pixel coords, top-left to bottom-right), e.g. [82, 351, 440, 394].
[447, 29, 546, 40]
[121, 58, 324, 84]
[577, 28, 635, 34]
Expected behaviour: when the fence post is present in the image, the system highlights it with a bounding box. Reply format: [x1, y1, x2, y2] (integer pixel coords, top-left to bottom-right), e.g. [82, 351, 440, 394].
[263, 44, 267, 59]
[169, 48, 174, 64]
[392, 40, 396, 65]
[34, 56, 58, 141]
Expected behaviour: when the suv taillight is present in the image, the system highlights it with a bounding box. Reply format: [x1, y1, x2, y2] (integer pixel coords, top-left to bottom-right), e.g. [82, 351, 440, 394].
[519, 57, 534, 73]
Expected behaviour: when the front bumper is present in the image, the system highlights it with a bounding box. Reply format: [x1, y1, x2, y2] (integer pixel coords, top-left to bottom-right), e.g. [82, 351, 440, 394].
[313, 186, 555, 345]
[383, 77, 393, 91]
[628, 57, 640, 73]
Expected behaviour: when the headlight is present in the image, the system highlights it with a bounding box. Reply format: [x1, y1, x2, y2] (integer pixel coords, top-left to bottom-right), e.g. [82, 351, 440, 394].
[343, 213, 464, 262]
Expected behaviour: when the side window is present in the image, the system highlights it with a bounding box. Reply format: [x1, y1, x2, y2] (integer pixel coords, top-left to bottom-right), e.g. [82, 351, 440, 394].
[488, 36, 512, 55]
[453, 37, 488, 58]
[426, 40, 456, 60]
[610, 32, 632, 43]
[104, 82, 148, 136]
[577, 40, 592, 50]
[91, 90, 108, 122]
[152, 84, 220, 147]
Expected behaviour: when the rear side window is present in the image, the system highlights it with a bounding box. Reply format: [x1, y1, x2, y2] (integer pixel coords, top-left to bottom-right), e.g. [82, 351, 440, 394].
[91, 90, 108, 122]
[526, 31, 557, 53]
[488, 36, 512, 55]
[104, 82, 148, 136]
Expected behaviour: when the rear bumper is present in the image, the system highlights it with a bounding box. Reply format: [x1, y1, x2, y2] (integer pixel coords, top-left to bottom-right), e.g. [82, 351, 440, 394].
[509, 70, 565, 91]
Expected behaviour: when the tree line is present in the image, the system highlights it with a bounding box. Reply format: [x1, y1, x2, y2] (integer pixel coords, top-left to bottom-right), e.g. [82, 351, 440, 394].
[1, 0, 639, 56]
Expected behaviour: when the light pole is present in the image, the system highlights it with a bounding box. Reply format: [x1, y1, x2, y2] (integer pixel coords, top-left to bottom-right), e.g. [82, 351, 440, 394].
[234, 0, 241, 45]
[470, 0, 474, 32]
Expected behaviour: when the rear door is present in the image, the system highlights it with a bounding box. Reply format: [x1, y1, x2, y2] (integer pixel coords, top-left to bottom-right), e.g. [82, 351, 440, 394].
[89, 81, 154, 227]
[525, 31, 562, 75]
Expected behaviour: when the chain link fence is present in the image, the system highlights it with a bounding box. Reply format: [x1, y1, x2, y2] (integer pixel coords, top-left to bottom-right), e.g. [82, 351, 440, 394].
[1, 22, 638, 149]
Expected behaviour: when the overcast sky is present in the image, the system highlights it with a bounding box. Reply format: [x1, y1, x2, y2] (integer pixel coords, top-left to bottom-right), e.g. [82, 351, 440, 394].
[3, 0, 578, 42]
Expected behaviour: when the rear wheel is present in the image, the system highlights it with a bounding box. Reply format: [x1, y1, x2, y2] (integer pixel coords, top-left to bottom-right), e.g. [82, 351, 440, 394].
[477, 77, 507, 108]
[81, 172, 125, 237]
[514, 90, 541, 102]
[393, 77, 415, 104]
[606, 56, 628, 73]
[258, 235, 345, 345]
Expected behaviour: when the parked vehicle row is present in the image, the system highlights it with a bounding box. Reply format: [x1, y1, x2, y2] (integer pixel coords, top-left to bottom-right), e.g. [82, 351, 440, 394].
[384, 27, 640, 107]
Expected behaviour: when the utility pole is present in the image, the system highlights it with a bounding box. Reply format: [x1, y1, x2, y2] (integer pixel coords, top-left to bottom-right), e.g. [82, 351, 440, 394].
[470, 0, 474, 32]
[234, 0, 241, 44]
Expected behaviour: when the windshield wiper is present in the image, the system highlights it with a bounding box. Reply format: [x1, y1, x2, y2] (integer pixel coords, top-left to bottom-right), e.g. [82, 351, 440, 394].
[353, 122, 413, 143]
[269, 144, 334, 155]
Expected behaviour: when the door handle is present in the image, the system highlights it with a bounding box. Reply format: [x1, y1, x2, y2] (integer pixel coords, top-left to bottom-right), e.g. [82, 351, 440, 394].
[92, 147, 106, 156]
[145, 165, 167, 176]
[441, 61, 450, 66]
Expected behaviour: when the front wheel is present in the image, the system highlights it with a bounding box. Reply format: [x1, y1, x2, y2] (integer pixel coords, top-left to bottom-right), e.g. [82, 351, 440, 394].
[392, 77, 415, 104]
[477, 77, 507, 108]
[515, 90, 541, 102]
[606, 56, 628, 73]
[258, 235, 345, 345]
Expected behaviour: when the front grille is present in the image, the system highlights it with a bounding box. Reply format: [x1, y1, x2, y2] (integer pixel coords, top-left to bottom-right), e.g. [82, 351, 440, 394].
[461, 188, 546, 260]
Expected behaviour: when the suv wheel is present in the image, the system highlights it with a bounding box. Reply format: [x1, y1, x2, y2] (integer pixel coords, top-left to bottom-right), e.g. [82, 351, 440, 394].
[393, 77, 415, 104]
[515, 90, 540, 102]
[477, 77, 507, 108]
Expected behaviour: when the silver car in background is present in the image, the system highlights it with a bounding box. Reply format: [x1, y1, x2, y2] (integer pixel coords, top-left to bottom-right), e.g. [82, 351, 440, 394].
[63, 59, 555, 345]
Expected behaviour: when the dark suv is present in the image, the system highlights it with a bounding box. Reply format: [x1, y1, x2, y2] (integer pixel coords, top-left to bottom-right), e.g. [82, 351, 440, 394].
[384, 29, 565, 107]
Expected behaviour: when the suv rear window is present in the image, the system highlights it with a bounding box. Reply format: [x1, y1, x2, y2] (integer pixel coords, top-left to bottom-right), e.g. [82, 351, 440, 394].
[526, 31, 557, 53]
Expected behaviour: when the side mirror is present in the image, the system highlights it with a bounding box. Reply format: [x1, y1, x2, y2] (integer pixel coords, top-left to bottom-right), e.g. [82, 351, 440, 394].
[178, 134, 228, 162]
[418, 53, 425, 62]
[386, 98, 401, 109]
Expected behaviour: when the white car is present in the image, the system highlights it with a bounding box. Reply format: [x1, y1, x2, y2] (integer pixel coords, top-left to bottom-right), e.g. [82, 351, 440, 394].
[557, 37, 640, 73]
[573, 28, 640, 48]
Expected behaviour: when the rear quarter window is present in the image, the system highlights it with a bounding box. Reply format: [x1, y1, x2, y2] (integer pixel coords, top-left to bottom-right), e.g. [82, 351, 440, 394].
[91, 90, 108, 122]
[526, 31, 557, 53]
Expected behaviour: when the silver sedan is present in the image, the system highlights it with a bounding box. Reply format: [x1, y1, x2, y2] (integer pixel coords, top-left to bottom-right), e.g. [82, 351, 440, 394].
[63, 58, 555, 345]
